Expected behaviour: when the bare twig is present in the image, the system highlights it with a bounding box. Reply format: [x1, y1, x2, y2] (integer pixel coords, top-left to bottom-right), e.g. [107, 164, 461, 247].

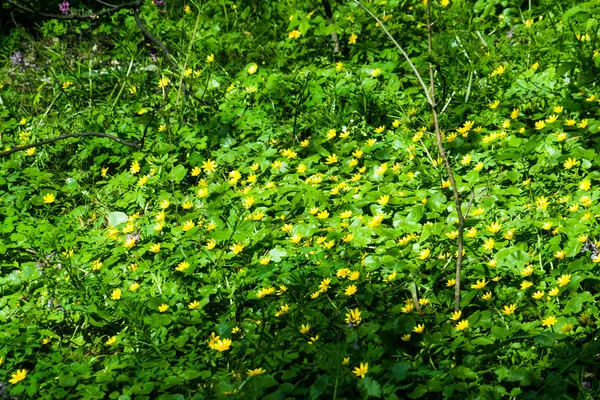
[354, 0, 466, 310]
[6, 0, 142, 20]
[0, 132, 140, 157]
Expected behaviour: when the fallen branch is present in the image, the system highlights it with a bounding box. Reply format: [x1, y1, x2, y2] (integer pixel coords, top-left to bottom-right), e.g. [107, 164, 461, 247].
[0, 132, 140, 157]
[354, 0, 465, 311]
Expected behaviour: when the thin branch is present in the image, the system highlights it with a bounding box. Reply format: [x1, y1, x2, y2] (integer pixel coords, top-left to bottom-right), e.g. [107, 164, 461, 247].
[425, 0, 465, 312]
[5, 0, 142, 20]
[133, 9, 178, 72]
[0, 132, 140, 157]
[352, 0, 434, 106]
[355, 0, 466, 311]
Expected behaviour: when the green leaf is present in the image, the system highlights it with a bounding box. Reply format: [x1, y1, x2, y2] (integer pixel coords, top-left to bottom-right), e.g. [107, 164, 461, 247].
[359, 377, 382, 397]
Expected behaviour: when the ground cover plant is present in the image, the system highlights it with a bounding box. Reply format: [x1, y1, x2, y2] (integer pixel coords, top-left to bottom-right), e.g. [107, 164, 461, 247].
[2, 0, 600, 398]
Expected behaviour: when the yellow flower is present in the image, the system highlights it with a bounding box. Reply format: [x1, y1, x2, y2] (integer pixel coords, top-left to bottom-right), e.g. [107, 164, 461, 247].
[486, 221, 501, 233]
[345, 285, 358, 296]
[9, 369, 27, 385]
[342, 234, 354, 242]
[288, 30, 301, 39]
[580, 180, 591, 191]
[349, 33, 358, 44]
[62, 81, 72, 89]
[461, 154, 472, 165]
[446, 278, 456, 287]
[186, 300, 199, 310]
[182, 220, 195, 232]
[482, 291, 493, 300]
[130, 160, 141, 174]
[348, 271, 360, 281]
[248, 64, 258, 74]
[502, 304, 517, 315]
[158, 77, 170, 88]
[206, 53, 215, 63]
[202, 159, 216, 173]
[401, 302, 414, 313]
[212, 338, 232, 351]
[521, 265, 534, 277]
[176, 261, 190, 272]
[451, 310, 462, 321]
[488, 100, 500, 109]
[345, 308, 362, 327]
[418, 248, 431, 260]
[290, 233, 303, 244]
[554, 250, 565, 260]
[542, 316, 557, 327]
[352, 362, 368, 379]
[557, 274, 571, 287]
[535, 120, 546, 130]
[504, 229, 514, 240]
[520, 281, 533, 290]
[129, 282, 140, 292]
[565, 119, 577, 126]
[491, 64, 505, 76]
[129, 86, 137, 94]
[342, 357, 350, 365]
[231, 242, 245, 255]
[471, 279, 487, 289]
[300, 323, 311, 334]
[150, 243, 161, 253]
[43, 193, 56, 204]
[532, 290, 545, 300]
[336, 61, 343, 72]
[325, 154, 338, 164]
[248, 368, 266, 377]
[445, 230, 459, 239]
[105, 336, 117, 346]
[546, 114, 558, 123]
[374, 126, 385, 134]
[456, 320, 469, 331]
[510, 108, 520, 119]
[548, 287, 560, 297]
[259, 257, 271, 265]
[91, 259, 103, 271]
[563, 158, 579, 169]
[377, 195, 390, 206]
[413, 324, 425, 333]
[111, 289, 122, 300]
[536, 196, 549, 210]
[371, 68, 381, 77]
[184, 4, 191, 13]
[158, 304, 169, 312]
[483, 238, 495, 251]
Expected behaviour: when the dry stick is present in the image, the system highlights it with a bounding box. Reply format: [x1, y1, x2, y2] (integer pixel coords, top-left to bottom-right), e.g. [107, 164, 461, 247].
[0, 132, 141, 157]
[354, 0, 465, 310]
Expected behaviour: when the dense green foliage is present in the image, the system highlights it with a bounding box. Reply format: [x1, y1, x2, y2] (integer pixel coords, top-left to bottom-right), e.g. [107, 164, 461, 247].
[2, 0, 600, 398]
